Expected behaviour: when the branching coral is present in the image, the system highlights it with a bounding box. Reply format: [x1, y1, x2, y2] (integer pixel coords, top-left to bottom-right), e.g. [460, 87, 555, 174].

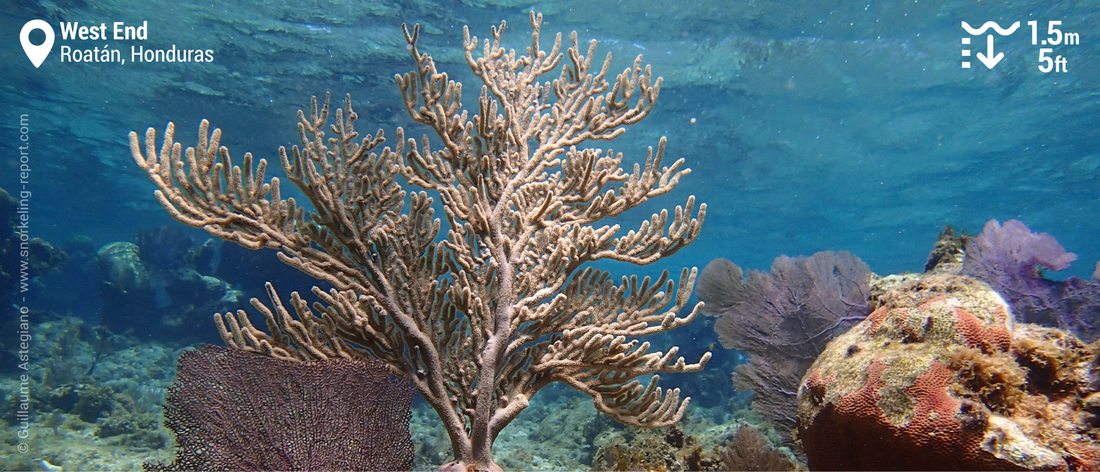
[719, 425, 796, 471]
[130, 12, 708, 471]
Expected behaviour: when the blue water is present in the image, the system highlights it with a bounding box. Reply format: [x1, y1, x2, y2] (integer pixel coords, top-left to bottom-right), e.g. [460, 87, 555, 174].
[1, 1, 1097, 469]
[3, 1, 1097, 278]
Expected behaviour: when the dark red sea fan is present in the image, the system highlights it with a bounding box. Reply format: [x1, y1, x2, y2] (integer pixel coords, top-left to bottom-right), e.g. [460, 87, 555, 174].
[698, 251, 871, 438]
[148, 345, 414, 471]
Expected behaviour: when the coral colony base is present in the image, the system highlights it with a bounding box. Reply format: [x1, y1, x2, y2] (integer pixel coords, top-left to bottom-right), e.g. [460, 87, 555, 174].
[700, 221, 1099, 470]
[131, 12, 708, 471]
[799, 273, 1097, 470]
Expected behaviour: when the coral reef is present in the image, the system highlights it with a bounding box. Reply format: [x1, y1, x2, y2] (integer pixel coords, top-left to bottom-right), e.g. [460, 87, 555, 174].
[0, 186, 66, 306]
[718, 425, 797, 472]
[150, 346, 414, 471]
[45, 383, 125, 423]
[95, 229, 244, 341]
[130, 12, 708, 470]
[96, 242, 155, 323]
[524, 395, 608, 467]
[135, 226, 198, 270]
[0, 317, 179, 471]
[589, 420, 798, 472]
[962, 219, 1100, 342]
[797, 272, 1099, 470]
[923, 225, 966, 273]
[590, 425, 722, 471]
[697, 251, 871, 440]
[408, 387, 614, 470]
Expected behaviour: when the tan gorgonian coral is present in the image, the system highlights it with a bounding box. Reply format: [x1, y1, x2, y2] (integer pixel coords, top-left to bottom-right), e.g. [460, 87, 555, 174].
[131, 12, 708, 471]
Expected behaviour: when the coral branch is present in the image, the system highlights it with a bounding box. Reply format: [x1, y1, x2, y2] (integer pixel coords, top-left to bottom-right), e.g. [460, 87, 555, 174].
[132, 11, 707, 471]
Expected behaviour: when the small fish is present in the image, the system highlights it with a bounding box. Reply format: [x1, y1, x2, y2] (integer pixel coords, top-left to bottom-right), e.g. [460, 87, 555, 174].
[38, 459, 63, 472]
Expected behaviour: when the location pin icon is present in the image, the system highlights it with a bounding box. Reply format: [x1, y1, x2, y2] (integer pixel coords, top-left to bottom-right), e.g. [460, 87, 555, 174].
[20, 19, 55, 69]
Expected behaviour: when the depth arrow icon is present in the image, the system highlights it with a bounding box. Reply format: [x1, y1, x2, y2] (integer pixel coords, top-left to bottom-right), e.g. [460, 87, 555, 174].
[975, 34, 1004, 69]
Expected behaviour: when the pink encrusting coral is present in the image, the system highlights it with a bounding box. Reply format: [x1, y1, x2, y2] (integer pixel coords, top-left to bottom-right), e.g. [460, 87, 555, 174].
[804, 359, 1000, 470]
[797, 273, 1099, 471]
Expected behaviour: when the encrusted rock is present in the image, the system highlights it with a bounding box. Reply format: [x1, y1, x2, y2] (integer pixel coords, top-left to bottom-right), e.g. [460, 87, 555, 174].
[796, 273, 1099, 470]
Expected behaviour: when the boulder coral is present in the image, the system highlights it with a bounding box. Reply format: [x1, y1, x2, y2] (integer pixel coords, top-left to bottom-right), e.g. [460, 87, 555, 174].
[796, 273, 1099, 470]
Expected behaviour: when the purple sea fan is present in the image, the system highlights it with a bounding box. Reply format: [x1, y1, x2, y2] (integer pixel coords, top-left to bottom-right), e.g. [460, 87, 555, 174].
[963, 219, 1077, 279]
[962, 219, 1099, 342]
[697, 251, 871, 438]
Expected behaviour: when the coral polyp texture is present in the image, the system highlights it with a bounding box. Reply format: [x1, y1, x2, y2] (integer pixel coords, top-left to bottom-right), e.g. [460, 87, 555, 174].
[796, 273, 1100, 471]
[130, 12, 707, 471]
